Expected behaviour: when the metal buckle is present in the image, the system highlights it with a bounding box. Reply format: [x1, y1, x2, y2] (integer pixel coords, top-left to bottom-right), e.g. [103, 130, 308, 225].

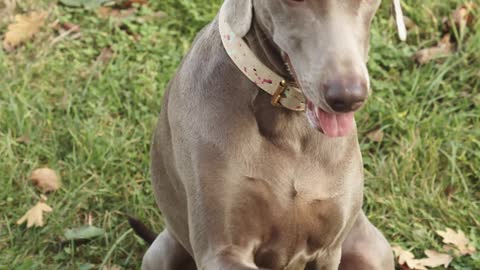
[271, 80, 288, 107]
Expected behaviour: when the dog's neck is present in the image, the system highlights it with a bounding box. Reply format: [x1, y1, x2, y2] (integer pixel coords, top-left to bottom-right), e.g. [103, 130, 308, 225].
[239, 18, 309, 141]
[243, 18, 293, 83]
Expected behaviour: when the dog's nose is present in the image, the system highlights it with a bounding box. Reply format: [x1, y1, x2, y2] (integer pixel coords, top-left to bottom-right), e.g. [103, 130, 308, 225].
[325, 79, 368, 112]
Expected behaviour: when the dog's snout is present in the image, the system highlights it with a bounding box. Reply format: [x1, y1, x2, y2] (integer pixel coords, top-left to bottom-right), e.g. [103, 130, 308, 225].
[325, 79, 368, 113]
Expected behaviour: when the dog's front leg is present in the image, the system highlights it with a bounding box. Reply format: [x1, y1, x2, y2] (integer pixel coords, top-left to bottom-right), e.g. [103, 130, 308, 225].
[339, 211, 394, 270]
[199, 249, 269, 270]
[187, 174, 268, 270]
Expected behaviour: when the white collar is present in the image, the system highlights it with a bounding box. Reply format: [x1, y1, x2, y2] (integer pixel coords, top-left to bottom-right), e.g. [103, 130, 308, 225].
[219, 6, 306, 112]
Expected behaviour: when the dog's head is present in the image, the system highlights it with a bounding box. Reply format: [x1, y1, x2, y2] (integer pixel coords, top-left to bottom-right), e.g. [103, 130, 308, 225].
[224, 0, 381, 137]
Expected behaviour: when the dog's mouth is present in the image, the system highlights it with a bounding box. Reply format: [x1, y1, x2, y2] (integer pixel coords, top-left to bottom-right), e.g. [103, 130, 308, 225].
[306, 100, 355, 137]
[282, 52, 356, 137]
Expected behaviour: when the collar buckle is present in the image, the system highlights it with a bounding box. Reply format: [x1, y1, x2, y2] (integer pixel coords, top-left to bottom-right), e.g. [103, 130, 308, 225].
[271, 80, 289, 107]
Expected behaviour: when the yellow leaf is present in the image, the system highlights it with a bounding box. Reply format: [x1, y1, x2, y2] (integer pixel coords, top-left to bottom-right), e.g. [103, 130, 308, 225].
[30, 167, 61, 193]
[17, 199, 53, 228]
[437, 228, 476, 256]
[418, 250, 453, 268]
[3, 11, 48, 51]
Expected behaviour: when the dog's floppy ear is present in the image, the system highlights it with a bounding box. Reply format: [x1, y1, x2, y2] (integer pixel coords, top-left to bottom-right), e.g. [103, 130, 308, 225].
[223, 0, 253, 37]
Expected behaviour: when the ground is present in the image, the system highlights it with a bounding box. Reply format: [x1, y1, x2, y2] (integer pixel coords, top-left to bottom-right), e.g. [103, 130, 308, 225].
[0, 0, 479, 269]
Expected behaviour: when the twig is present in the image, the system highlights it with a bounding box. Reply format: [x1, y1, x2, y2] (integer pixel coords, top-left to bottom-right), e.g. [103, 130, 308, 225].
[393, 0, 407, 41]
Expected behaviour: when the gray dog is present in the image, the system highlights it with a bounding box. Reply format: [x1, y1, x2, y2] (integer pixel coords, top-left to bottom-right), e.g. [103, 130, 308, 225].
[135, 0, 396, 269]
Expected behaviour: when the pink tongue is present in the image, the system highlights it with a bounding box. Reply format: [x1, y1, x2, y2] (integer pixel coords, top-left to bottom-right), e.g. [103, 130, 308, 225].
[316, 108, 355, 137]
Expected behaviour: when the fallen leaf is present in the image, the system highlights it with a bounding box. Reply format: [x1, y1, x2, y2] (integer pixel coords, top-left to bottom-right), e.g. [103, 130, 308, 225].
[96, 47, 114, 64]
[452, 2, 477, 29]
[59, 22, 81, 33]
[30, 167, 61, 193]
[15, 135, 30, 144]
[366, 128, 384, 142]
[64, 225, 105, 240]
[415, 34, 454, 65]
[437, 228, 476, 255]
[393, 246, 415, 265]
[97, 6, 136, 20]
[418, 250, 453, 268]
[442, 2, 478, 34]
[392, 246, 427, 270]
[444, 185, 457, 203]
[17, 197, 53, 228]
[3, 11, 48, 51]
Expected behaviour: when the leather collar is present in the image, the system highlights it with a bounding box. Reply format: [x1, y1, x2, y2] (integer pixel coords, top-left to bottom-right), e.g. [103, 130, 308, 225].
[219, 6, 306, 112]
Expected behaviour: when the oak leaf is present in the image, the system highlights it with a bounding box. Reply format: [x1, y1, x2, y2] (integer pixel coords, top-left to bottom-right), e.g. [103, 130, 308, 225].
[437, 228, 476, 255]
[418, 250, 453, 268]
[392, 246, 427, 270]
[17, 197, 53, 228]
[3, 11, 48, 51]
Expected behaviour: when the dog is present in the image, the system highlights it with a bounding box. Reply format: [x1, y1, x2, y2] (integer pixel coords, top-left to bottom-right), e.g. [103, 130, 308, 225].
[136, 0, 395, 269]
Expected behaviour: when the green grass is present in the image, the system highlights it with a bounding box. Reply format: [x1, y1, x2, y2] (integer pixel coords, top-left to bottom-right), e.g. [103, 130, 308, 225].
[0, 0, 479, 269]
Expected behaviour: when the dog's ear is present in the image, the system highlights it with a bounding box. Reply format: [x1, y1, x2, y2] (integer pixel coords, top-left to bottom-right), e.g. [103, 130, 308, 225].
[223, 0, 253, 37]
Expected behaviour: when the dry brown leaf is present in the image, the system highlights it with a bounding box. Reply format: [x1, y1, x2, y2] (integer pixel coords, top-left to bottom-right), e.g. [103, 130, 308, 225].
[97, 47, 114, 64]
[97, 6, 136, 20]
[418, 250, 453, 268]
[30, 167, 61, 193]
[15, 135, 30, 144]
[452, 2, 477, 28]
[442, 2, 478, 34]
[59, 22, 80, 33]
[3, 11, 48, 51]
[415, 34, 454, 65]
[392, 246, 426, 270]
[16, 196, 53, 228]
[437, 228, 476, 255]
[366, 128, 384, 142]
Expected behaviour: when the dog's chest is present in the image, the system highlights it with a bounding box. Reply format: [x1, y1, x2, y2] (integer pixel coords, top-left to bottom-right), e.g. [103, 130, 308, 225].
[228, 153, 364, 269]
